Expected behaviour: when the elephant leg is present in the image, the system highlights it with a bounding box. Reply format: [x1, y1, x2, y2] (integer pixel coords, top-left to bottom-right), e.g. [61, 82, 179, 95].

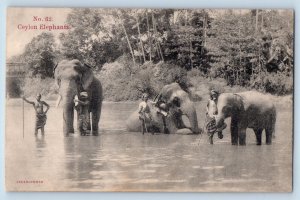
[92, 102, 102, 132]
[254, 128, 263, 145]
[270, 110, 276, 140]
[141, 120, 145, 134]
[230, 118, 239, 145]
[266, 128, 273, 145]
[88, 112, 98, 136]
[238, 120, 247, 145]
[238, 128, 246, 146]
[265, 112, 275, 144]
[91, 114, 99, 134]
[162, 116, 169, 134]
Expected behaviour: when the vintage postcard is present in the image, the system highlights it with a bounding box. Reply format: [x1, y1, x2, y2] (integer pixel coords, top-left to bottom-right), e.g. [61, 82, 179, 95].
[5, 7, 293, 192]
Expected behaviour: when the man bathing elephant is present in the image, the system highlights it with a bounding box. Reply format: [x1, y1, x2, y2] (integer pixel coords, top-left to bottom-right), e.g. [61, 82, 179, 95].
[205, 89, 227, 144]
[212, 91, 276, 145]
[138, 92, 169, 134]
[126, 83, 201, 134]
[54, 59, 103, 136]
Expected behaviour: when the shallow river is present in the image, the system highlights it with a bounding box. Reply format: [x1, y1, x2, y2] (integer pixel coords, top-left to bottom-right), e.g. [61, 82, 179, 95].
[5, 101, 293, 192]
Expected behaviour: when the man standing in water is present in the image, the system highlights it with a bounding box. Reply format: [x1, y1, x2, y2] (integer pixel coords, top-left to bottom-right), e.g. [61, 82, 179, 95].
[206, 90, 226, 144]
[74, 91, 90, 136]
[22, 94, 50, 135]
[138, 93, 155, 134]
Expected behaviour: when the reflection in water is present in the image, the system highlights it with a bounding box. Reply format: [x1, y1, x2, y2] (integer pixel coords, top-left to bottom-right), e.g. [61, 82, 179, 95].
[35, 135, 47, 158]
[64, 135, 103, 189]
[5, 102, 293, 191]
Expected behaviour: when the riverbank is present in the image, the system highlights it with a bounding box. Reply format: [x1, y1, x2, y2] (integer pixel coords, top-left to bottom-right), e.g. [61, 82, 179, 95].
[6, 93, 293, 109]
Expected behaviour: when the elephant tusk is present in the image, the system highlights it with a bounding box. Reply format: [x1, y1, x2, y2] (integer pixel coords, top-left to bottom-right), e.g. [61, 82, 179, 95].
[56, 95, 62, 108]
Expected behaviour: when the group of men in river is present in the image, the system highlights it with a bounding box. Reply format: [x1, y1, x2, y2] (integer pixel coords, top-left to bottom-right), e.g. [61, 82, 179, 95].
[23, 88, 226, 144]
[138, 89, 227, 144]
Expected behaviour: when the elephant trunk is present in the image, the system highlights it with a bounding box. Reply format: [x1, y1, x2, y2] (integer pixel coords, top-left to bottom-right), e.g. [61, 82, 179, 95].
[215, 115, 225, 129]
[60, 81, 78, 135]
[63, 99, 75, 135]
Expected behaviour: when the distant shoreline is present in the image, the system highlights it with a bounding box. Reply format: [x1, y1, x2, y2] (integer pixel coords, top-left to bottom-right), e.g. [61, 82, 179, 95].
[5, 98, 139, 107]
[5, 94, 293, 109]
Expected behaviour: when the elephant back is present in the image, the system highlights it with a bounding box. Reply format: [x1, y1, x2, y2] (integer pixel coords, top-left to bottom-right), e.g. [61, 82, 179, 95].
[239, 91, 276, 112]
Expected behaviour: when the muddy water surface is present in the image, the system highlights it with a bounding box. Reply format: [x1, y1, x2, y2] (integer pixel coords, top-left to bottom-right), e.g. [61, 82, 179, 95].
[5, 101, 293, 192]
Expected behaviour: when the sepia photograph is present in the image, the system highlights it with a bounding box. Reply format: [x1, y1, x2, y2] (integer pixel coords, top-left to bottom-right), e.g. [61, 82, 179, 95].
[5, 7, 293, 192]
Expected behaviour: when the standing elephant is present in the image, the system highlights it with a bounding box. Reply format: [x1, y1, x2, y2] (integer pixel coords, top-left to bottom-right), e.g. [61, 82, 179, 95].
[54, 59, 103, 136]
[214, 91, 276, 145]
[126, 83, 201, 134]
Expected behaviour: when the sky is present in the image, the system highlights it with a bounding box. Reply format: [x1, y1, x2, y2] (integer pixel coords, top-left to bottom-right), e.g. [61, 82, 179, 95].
[6, 7, 71, 59]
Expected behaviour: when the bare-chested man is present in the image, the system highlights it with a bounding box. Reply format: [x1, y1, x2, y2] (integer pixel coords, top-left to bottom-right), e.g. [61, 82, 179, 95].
[23, 94, 50, 135]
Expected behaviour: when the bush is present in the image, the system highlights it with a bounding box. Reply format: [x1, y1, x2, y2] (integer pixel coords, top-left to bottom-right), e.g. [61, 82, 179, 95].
[96, 57, 138, 101]
[187, 68, 202, 78]
[21, 77, 56, 98]
[97, 58, 190, 101]
[6, 77, 23, 98]
[250, 73, 293, 95]
[264, 73, 293, 95]
[97, 55, 293, 101]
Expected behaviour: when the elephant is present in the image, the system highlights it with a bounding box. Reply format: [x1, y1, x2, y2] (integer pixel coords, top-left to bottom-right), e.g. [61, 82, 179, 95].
[54, 59, 103, 136]
[126, 83, 201, 134]
[214, 91, 276, 145]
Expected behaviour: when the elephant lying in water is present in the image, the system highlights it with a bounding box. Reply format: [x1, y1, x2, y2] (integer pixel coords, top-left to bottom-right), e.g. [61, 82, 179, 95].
[54, 59, 103, 136]
[126, 83, 201, 134]
[214, 91, 276, 145]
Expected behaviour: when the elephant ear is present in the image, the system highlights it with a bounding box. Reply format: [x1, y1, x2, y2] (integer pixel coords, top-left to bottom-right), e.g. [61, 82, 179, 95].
[74, 63, 94, 90]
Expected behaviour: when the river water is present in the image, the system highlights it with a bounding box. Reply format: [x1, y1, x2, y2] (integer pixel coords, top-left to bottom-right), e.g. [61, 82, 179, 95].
[5, 100, 293, 192]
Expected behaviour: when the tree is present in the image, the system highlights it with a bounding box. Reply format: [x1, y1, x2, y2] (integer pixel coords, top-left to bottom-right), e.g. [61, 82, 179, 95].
[59, 8, 123, 70]
[207, 9, 293, 90]
[163, 9, 212, 71]
[22, 32, 56, 78]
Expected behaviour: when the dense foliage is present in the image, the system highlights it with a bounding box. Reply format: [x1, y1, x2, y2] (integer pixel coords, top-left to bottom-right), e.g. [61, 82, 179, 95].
[8, 9, 294, 99]
[97, 56, 188, 101]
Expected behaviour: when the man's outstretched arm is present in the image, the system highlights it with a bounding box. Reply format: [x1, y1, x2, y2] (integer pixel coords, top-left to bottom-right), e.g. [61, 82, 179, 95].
[22, 97, 34, 105]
